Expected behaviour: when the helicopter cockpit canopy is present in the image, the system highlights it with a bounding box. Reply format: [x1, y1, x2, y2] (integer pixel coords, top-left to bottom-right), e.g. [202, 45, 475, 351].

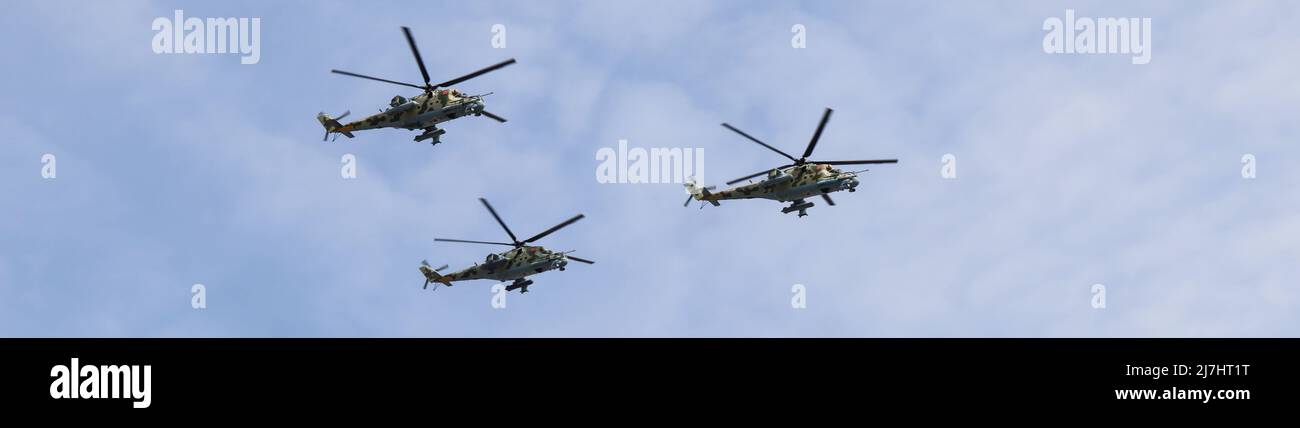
[485, 253, 502, 263]
[390, 95, 408, 108]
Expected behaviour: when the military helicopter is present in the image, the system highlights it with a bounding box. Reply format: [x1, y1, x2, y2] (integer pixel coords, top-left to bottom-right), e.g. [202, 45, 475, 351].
[318, 26, 515, 146]
[684, 108, 898, 217]
[419, 198, 593, 294]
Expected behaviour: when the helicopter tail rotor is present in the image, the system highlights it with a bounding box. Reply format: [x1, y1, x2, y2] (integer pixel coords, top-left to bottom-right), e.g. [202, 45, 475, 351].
[684, 179, 720, 208]
[317, 111, 354, 141]
[419, 260, 451, 290]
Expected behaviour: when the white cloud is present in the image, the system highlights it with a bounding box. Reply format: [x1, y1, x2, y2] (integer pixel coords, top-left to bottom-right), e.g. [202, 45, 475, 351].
[1, 1, 1297, 337]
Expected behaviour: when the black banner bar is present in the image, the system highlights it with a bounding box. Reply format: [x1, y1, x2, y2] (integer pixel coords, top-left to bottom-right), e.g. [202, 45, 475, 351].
[2, 339, 1295, 412]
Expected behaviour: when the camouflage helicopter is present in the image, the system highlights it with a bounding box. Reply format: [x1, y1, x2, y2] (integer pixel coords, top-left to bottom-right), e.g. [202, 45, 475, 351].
[419, 198, 593, 294]
[684, 108, 898, 217]
[318, 26, 515, 146]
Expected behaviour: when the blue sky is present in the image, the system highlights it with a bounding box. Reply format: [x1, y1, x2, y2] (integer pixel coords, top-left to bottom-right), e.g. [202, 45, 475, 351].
[1, 1, 1297, 337]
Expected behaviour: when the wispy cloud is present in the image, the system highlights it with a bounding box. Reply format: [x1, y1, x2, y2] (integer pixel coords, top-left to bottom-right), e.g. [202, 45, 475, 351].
[1, 0, 1296, 337]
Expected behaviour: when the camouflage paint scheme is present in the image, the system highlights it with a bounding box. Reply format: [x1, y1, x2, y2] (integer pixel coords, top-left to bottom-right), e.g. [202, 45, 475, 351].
[318, 27, 511, 145]
[420, 246, 571, 293]
[337, 90, 483, 132]
[685, 108, 895, 216]
[688, 163, 860, 204]
[318, 90, 492, 145]
[419, 198, 591, 294]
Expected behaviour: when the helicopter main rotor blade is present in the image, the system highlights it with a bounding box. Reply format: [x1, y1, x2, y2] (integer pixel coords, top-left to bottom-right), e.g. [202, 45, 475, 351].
[480, 110, 507, 123]
[721, 123, 798, 163]
[724, 164, 794, 186]
[478, 198, 519, 244]
[566, 255, 595, 264]
[725, 170, 771, 186]
[802, 108, 833, 161]
[524, 214, 585, 244]
[434, 58, 517, 89]
[331, 69, 426, 90]
[401, 26, 433, 89]
[814, 159, 899, 165]
[434, 238, 516, 246]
